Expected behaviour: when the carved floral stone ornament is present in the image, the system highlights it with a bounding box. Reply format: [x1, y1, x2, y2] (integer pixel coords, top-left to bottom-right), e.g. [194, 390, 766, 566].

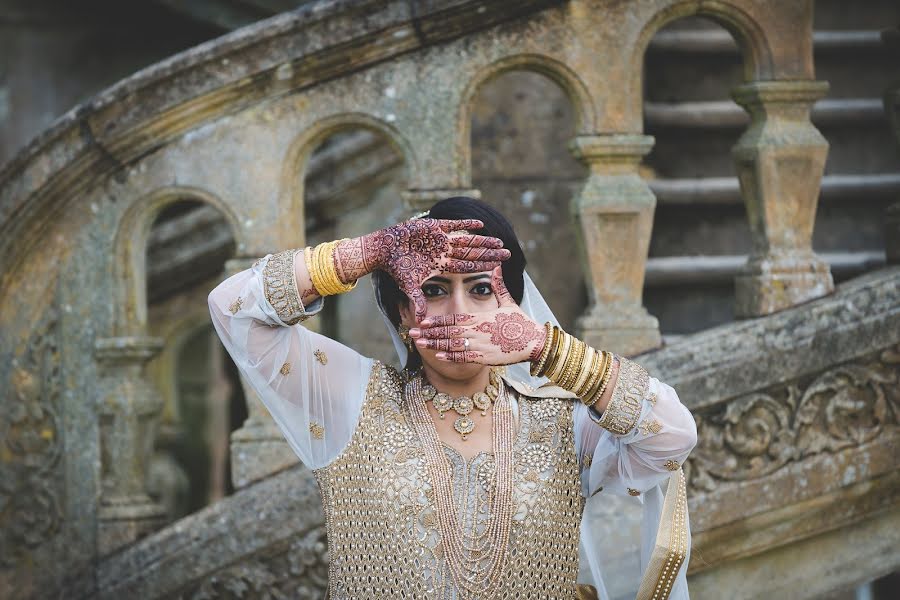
[1, 311, 63, 570]
[686, 344, 900, 492]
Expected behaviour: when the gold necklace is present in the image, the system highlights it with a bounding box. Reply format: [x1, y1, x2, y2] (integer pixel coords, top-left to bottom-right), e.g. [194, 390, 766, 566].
[420, 368, 502, 441]
[405, 374, 514, 598]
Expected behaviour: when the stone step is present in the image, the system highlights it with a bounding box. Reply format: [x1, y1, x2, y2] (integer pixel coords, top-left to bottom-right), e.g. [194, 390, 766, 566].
[644, 251, 886, 287]
[649, 29, 884, 54]
[649, 173, 900, 205]
[645, 98, 885, 129]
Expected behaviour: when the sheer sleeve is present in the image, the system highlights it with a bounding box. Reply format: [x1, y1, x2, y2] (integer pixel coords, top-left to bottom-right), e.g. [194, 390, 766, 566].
[573, 356, 697, 499]
[573, 356, 696, 600]
[207, 250, 375, 470]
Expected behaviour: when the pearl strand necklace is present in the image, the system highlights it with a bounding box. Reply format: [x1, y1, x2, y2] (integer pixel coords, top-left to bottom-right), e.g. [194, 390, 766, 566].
[405, 375, 515, 598]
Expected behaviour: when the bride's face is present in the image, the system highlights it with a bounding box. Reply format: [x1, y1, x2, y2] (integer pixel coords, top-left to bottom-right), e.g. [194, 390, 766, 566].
[399, 271, 498, 380]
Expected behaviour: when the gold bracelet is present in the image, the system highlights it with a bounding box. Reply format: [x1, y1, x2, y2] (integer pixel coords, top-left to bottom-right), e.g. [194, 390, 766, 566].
[547, 330, 572, 383]
[593, 353, 617, 406]
[310, 240, 357, 295]
[530, 322, 555, 376]
[559, 338, 586, 390]
[580, 350, 605, 405]
[583, 351, 610, 407]
[540, 326, 564, 379]
[572, 346, 596, 397]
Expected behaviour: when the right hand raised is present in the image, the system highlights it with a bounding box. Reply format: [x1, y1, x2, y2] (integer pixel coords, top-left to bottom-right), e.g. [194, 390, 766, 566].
[337, 218, 511, 322]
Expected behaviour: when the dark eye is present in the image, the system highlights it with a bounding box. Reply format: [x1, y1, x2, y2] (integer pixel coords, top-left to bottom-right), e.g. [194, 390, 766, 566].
[422, 284, 446, 298]
[472, 283, 493, 296]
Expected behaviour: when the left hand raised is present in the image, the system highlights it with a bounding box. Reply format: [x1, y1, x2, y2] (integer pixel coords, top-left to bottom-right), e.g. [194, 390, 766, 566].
[408, 266, 546, 365]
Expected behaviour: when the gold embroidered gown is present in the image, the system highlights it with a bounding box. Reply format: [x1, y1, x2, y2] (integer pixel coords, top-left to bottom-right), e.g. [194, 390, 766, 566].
[208, 251, 697, 599]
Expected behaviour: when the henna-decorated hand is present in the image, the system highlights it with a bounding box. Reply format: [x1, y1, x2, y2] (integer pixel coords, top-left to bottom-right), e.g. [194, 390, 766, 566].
[408, 266, 546, 365]
[334, 218, 511, 322]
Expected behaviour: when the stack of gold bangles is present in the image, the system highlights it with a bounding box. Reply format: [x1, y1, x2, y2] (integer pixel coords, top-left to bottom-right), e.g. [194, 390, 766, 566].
[304, 239, 358, 296]
[530, 323, 615, 408]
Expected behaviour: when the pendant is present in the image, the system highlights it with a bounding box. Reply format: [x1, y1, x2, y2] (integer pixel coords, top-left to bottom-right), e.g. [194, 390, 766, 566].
[432, 392, 453, 418]
[472, 392, 491, 412]
[453, 395, 473, 415]
[454, 416, 475, 440]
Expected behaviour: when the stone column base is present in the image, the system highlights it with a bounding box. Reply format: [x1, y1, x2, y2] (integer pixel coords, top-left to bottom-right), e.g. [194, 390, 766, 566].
[734, 253, 834, 317]
[576, 304, 661, 357]
[230, 420, 299, 489]
[98, 496, 166, 556]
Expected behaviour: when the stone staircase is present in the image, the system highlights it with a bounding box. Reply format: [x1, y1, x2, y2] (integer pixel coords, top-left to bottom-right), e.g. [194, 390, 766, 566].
[1, 1, 899, 599]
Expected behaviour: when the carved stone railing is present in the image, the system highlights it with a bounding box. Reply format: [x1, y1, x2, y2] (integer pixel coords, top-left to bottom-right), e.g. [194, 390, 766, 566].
[0, 0, 875, 597]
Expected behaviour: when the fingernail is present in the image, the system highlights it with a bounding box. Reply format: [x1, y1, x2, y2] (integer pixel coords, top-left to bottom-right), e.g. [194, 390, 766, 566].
[415, 339, 427, 348]
[435, 352, 447, 360]
[409, 328, 421, 337]
[420, 319, 432, 327]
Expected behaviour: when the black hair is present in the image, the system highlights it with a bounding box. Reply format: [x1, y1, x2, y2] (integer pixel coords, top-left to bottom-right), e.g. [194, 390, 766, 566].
[373, 196, 527, 369]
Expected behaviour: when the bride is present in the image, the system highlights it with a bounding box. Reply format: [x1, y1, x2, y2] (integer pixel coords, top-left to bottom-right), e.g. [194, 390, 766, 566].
[208, 196, 697, 599]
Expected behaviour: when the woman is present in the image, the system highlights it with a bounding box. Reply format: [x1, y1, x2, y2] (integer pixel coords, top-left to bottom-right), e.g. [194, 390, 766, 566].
[208, 197, 697, 599]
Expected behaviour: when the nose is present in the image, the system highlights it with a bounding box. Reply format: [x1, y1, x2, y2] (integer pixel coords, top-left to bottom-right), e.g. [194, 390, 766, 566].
[445, 285, 477, 316]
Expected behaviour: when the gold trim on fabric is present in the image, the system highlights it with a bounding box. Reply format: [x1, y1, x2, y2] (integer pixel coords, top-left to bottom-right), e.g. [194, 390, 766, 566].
[595, 357, 649, 435]
[314, 349, 328, 365]
[635, 469, 689, 600]
[262, 249, 308, 325]
[309, 422, 325, 440]
[279, 362, 292, 375]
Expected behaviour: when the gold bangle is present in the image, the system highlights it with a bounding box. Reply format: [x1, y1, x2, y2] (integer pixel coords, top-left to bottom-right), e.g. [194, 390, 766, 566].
[572, 346, 596, 396]
[583, 351, 610, 407]
[530, 322, 555, 376]
[547, 330, 572, 383]
[540, 326, 564, 379]
[578, 347, 602, 398]
[593, 353, 617, 405]
[560, 338, 586, 390]
[310, 240, 357, 295]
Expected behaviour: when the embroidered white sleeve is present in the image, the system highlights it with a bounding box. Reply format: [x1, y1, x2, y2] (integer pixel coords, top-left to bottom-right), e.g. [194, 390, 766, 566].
[208, 253, 374, 469]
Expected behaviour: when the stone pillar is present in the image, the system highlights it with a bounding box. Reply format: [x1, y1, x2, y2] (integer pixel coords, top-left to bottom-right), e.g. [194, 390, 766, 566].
[226, 257, 300, 489]
[731, 81, 834, 316]
[568, 134, 661, 356]
[94, 335, 167, 556]
[401, 188, 482, 215]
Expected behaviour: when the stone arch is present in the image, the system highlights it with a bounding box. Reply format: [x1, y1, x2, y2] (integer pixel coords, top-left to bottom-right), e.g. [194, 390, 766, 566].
[277, 112, 417, 246]
[112, 186, 243, 336]
[456, 54, 596, 185]
[630, 0, 776, 110]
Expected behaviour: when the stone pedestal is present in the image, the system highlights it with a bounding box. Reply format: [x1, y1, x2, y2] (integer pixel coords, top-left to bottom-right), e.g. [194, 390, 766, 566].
[731, 81, 834, 316]
[568, 134, 661, 356]
[94, 335, 167, 556]
[401, 188, 482, 215]
[224, 257, 299, 489]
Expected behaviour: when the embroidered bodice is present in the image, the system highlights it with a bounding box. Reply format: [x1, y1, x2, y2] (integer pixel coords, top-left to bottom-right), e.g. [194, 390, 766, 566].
[313, 363, 583, 599]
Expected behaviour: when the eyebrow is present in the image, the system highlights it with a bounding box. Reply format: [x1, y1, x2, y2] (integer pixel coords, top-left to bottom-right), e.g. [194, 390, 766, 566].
[426, 274, 492, 284]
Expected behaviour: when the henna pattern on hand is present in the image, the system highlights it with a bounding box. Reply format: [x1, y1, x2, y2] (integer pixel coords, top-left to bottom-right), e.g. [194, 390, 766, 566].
[418, 337, 468, 351]
[422, 313, 476, 327]
[336, 219, 510, 321]
[474, 312, 544, 354]
[418, 325, 466, 339]
[436, 350, 484, 363]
